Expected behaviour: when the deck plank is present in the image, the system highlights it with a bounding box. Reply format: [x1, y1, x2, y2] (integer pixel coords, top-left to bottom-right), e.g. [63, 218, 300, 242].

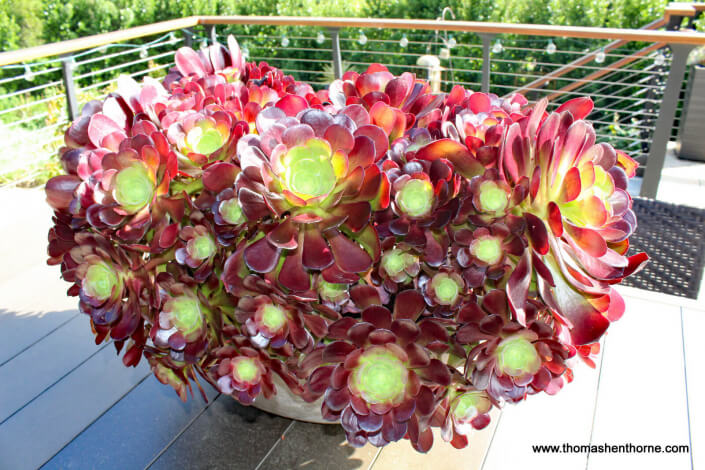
[0, 345, 150, 470]
[0, 188, 53, 286]
[258, 421, 379, 470]
[587, 296, 690, 469]
[482, 345, 604, 470]
[0, 264, 79, 365]
[682, 307, 704, 469]
[42, 375, 218, 470]
[0, 313, 101, 423]
[148, 395, 291, 470]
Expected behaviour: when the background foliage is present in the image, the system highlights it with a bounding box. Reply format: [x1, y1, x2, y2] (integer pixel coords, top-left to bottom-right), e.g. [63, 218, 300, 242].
[0, 0, 697, 186]
[0, 0, 671, 51]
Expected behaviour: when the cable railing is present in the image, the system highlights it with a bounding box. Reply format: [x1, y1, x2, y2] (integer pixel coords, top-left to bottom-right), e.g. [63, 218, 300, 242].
[1, 7, 704, 197]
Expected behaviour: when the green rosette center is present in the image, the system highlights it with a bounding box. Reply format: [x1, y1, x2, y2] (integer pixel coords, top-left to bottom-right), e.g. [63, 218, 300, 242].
[187, 126, 225, 155]
[84, 262, 119, 302]
[191, 235, 216, 260]
[170, 296, 203, 336]
[233, 357, 260, 383]
[397, 179, 434, 218]
[220, 199, 245, 225]
[496, 335, 541, 377]
[432, 274, 461, 305]
[451, 391, 490, 421]
[261, 304, 287, 331]
[478, 181, 508, 213]
[352, 348, 408, 405]
[284, 141, 336, 198]
[471, 237, 503, 265]
[113, 163, 154, 214]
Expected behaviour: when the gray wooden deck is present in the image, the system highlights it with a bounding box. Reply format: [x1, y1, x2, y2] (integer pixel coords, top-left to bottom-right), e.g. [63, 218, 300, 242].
[1, 188, 702, 470]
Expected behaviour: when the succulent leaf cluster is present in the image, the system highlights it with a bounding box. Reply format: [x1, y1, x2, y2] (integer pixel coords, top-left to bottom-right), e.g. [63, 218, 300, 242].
[45, 37, 647, 452]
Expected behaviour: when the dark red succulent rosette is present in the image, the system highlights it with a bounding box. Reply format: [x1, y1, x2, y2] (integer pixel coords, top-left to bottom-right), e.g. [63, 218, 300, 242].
[162, 104, 248, 169]
[314, 274, 353, 310]
[168, 36, 246, 85]
[150, 274, 212, 363]
[167, 37, 323, 120]
[419, 267, 467, 314]
[375, 158, 459, 267]
[60, 232, 149, 345]
[174, 214, 220, 282]
[438, 88, 527, 159]
[78, 132, 176, 243]
[304, 288, 460, 450]
[487, 98, 648, 345]
[232, 103, 389, 293]
[374, 244, 421, 293]
[328, 64, 440, 130]
[456, 290, 575, 403]
[47, 115, 179, 241]
[434, 386, 493, 449]
[234, 294, 315, 351]
[449, 221, 526, 289]
[211, 345, 274, 405]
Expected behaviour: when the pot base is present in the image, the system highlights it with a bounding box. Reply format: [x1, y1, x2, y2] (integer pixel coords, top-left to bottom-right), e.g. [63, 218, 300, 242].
[252, 375, 332, 424]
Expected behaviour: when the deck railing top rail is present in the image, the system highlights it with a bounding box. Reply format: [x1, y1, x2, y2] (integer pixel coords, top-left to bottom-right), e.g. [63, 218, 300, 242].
[3, 14, 705, 67]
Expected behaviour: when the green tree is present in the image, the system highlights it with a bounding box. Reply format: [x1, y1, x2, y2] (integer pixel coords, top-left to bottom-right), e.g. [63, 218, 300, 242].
[0, 0, 44, 48]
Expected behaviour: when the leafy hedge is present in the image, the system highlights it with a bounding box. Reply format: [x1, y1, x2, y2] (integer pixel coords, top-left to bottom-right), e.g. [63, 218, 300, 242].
[1, 0, 668, 52]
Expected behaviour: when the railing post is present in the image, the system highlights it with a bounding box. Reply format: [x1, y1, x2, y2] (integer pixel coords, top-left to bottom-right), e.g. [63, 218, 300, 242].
[182, 28, 193, 48]
[207, 25, 217, 45]
[640, 43, 695, 198]
[479, 34, 494, 93]
[328, 27, 342, 80]
[61, 55, 78, 122]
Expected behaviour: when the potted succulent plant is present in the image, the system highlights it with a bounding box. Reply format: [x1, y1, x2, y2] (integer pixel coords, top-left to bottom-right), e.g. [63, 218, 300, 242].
[45, 36, 647, 452]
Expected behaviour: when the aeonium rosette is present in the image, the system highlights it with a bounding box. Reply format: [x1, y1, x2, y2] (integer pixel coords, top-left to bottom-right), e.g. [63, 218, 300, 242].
[45, 33, 648, 456]
[61, 232, 149, 346]
[230, 102, 390, 293]
[163, 104, 247, 168]
[454, 290, 575, 402]
[492, 97, 647, 346]
[304, 288, 457, 451]
[438, 388, 493, 448]
[150, 273, 213, 364]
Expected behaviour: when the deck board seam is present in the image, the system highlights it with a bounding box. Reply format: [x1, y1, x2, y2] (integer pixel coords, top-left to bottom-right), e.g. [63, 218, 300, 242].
[253, 420, 297, 470]
[585, 336, 608, 470]
[143, 392, 222, 470]
[0, 311, 80, 368]
[365, 447, 384, 470]
[0, 339, 112, 427]
[680, 307, 695, 470]
[39, 372, 151, 469]
[480, 409, 504, 470]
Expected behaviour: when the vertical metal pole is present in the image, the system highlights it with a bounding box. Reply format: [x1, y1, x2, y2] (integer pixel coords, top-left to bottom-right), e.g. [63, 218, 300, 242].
[328, 27, 342, 80]
[182, 28, 193, 48]
[640, 43, 694, 198]
[61, 55, 78, 122]
[480, 34, 494, 93]
[207, 25, 217, 45]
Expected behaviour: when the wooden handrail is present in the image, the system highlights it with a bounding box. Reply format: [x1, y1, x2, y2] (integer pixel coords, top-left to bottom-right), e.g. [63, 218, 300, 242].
[3, 14, 705, 67]
[202, 15, 705, 43]
[0, 17, 199, 66]
[664, 2, 698, 18]
[516, 18, 666, 94]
